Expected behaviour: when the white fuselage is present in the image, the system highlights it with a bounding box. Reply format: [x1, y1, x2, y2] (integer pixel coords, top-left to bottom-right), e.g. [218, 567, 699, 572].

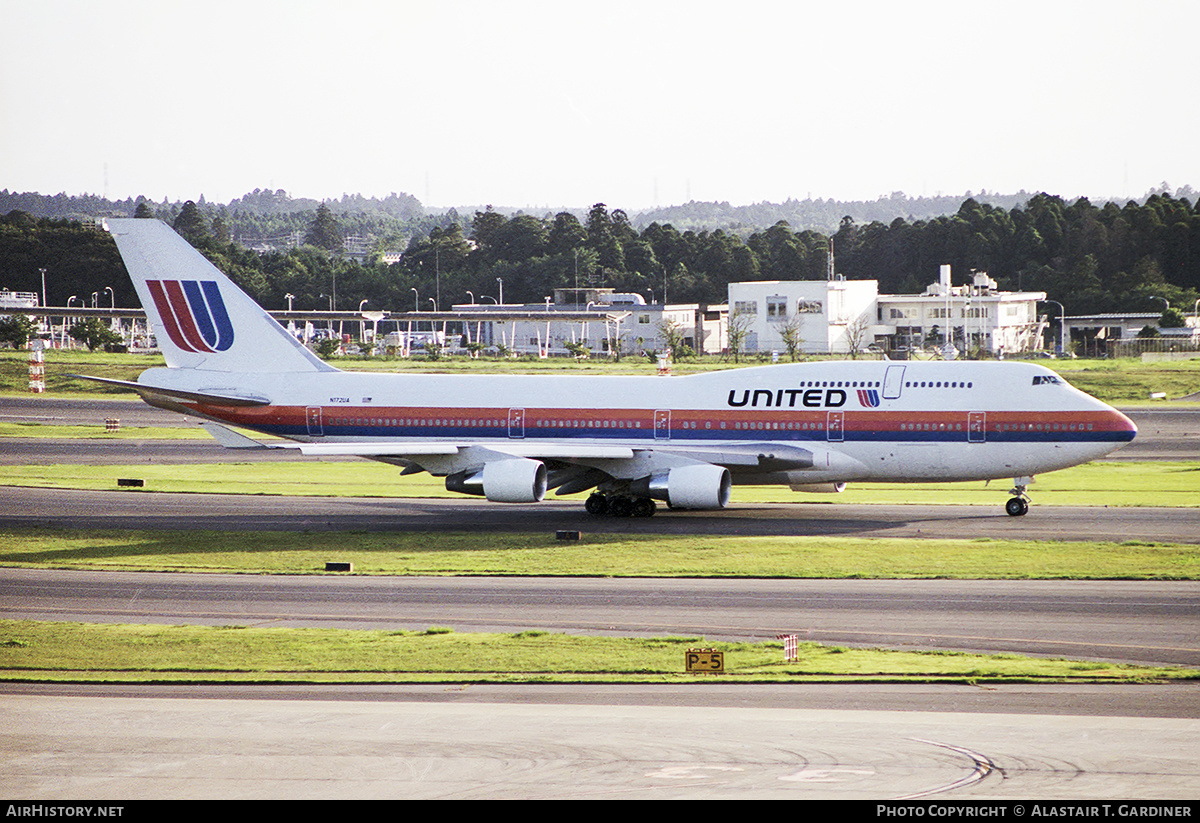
[141, 359, 1136, 488]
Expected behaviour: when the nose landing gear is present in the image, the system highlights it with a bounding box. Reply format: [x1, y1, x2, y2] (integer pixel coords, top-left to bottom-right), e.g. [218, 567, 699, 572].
[1006, 477, 1033, 516]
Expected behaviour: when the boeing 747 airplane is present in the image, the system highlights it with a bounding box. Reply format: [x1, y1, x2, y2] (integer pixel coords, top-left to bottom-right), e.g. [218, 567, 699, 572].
[82, 218, 1136, 517]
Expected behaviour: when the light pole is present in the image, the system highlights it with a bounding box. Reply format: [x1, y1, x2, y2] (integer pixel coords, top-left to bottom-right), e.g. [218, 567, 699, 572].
[496, 278, 504, 305]
[466, 291, 474, 305]
[39, 268, 47, 307]
[285, 293, 295, 311]
[1040, 299, 1065, 356]
[104, 287, 115, 337]
[411, 288, 419, 312]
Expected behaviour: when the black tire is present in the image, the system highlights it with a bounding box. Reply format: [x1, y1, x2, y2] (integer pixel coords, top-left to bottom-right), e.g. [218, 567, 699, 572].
[1005, 497, 1028, 517]
[632, 497, 656, 518]
[608, 496, 634, 517]
[585, 493, 608, 516]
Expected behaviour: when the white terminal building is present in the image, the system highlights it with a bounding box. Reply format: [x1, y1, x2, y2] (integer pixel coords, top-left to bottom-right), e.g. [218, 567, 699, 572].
[451, 288, 728, 357]
[727, 265, 1047, 357]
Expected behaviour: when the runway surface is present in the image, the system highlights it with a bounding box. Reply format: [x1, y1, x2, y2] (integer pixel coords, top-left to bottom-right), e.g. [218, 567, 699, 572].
[3, 485, 1199, 544]
[2, 395, 1198, 799]
[3, 569, 1197, 666]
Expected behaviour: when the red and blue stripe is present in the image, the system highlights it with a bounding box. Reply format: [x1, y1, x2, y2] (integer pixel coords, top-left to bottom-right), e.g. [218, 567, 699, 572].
[147, 279, 234, 353]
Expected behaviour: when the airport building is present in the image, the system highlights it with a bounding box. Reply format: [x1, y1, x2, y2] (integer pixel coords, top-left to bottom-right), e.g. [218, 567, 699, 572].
[449, 288, 728, 358]
[728, 266, 1047, 357]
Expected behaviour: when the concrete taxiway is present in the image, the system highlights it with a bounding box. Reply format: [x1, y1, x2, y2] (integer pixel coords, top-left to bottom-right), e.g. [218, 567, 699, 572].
[3, 685, 1198, 799]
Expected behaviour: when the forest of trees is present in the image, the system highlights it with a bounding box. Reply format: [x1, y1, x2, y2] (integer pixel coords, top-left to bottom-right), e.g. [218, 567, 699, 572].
[1, 190, 1198, 325]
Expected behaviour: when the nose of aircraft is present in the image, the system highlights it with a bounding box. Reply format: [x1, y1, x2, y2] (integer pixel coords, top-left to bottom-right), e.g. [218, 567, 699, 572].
[1102, 403, 1138, 449]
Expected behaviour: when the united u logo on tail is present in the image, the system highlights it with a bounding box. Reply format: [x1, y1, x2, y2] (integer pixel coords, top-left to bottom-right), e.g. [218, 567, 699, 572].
[857, 388, 881, 407]
[147, 279, 234, 353]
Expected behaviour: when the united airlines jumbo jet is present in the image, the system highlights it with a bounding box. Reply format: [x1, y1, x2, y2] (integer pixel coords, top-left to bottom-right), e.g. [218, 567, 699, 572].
[83, 219, 1136, 517]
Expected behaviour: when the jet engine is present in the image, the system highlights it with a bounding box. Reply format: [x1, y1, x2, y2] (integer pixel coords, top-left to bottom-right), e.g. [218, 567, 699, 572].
[445, 458, 548, 503]
[631, 464, 732, 510]
[788, 482, 847, 494]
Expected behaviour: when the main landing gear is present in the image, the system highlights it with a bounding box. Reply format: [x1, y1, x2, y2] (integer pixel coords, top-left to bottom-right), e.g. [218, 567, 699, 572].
[585, 492, 657, 518]
[1005, 477, 1032, 517]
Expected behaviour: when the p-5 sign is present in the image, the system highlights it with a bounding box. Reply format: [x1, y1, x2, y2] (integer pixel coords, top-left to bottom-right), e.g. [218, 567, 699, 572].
[685, 649, 724, 673]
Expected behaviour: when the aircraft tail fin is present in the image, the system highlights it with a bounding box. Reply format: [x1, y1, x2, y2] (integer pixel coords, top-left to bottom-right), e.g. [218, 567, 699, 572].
[105, 218, 335, 373]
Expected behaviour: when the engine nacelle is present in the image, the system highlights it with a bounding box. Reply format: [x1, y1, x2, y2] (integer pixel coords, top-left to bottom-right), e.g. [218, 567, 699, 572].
[632, 464, 732, 510]
[445, 458, 548, 503]
[788, 482, 847, 494]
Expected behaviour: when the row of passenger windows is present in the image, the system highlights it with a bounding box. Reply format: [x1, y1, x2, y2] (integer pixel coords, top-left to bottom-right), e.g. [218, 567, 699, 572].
[998, 422, 1095, 432]
[798, 381, 880, 387]
[327, 415, 1092, 433]
[536, 419, 643, 429]
[330, 417, 506, 428]
[905, 381, 974, 389]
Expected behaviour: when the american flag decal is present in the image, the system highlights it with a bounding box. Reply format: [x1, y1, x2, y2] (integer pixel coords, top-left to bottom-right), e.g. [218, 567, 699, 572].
[857, 388, 881, 407]
[147, 280, 234, 353]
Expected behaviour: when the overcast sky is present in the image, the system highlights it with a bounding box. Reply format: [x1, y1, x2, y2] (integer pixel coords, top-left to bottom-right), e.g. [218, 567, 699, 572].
[2, 0, 1197, 210]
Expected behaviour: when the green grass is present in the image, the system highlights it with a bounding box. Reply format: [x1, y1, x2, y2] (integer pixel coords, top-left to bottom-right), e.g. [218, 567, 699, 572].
[0, 620, 1187, 684]
[2, 458, 1198, 508]
[1, 527, 1195, 579]
[0, 421, 207, 439]
[1, 349, 166, 396]
[1047, 358, 1200, 402]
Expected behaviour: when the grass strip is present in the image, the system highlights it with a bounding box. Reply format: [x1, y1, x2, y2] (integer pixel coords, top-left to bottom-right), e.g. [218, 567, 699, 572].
[1, 527, 1196, 579]
[2, 459, 1199, 508]
[0, 422, 206, 439]
[0, 620, 1188, 684]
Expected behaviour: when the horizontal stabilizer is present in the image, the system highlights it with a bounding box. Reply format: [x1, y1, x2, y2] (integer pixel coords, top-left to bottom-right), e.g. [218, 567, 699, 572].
[200, 422, 269, 449]
[68, 375, 271, 407]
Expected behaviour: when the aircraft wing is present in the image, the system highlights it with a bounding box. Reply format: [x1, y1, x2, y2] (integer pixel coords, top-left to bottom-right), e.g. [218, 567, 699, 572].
[200, 423, 811, 467]
[198, 422, 856, 508]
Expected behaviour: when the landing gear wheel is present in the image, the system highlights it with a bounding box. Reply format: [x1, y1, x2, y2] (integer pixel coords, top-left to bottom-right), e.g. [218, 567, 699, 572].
[1005, 496, 1029, 517]
[631, 497, 657, 518]
[608, 496, 634, 517]
[585, 493, 608, 516]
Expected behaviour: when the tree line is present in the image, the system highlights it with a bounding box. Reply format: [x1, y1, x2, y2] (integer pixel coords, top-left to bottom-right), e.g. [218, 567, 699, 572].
[1, 192, 1198, 323]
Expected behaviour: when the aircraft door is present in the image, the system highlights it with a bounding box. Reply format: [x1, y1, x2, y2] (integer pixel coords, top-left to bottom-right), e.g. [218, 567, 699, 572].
[968, 411, 986, 443]
[654, 410, 671, 440]
[508, 408, 525, 439]
[883, 365, 906, 399]
[306, 406, 324, 437]
[827, 410, 844, 442]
